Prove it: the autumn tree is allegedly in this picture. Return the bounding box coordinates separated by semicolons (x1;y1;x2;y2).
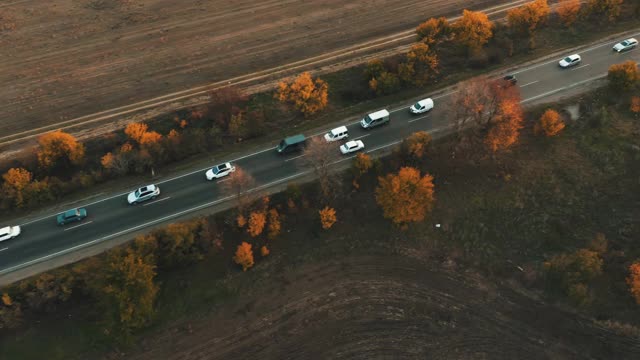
0;293;22;330
630;96;640;116
224;166;256;210
627;262;640;305
556;0;582;27
453;10;494;51
234;242;254;271
586;0;624;22
544;248;603;305
364;59;386;81
452;76;522;152
506;0;550;35
398;43;439;86
37;130;85;170
267;208;281;240
535;109;565;137
1;167;32;208
369;71;401;96
277;72;328;117
607;61;640;92
207;87;248;129
247;210;267;237
319;206;337;229
400;131;432;161
155;219;211;268
260;246;270;257
352;152;373;189
375;167;435;226
416;17;451;45
16;270;76;312
303;136;339;200
100;247;159;334
485;99;524;153
125;122;162;146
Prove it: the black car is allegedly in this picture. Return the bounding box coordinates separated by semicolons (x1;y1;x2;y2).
503;74;517;86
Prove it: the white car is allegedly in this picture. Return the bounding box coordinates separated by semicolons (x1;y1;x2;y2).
613;38;638;53
559;54;581;68
324;126;349;142
0;226;20;242
127;184;160;204
205;162;236;180
340;140;365;155
409;98;434;114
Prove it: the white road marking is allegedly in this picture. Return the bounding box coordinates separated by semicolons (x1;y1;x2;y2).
0;248;8;252
409;114;431;123
519;81;539;88
285;154;306;162
571;63;591;71
521;73;607;103
353;134;370;140
142;197;171;206
63;221;93;231
216;178;230;183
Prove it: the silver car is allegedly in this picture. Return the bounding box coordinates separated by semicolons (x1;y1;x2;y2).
127;184;160;204
613;38;638;53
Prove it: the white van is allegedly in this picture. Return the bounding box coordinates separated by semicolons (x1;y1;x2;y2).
324;126;349;142
409;98;434;114
360;109;390;129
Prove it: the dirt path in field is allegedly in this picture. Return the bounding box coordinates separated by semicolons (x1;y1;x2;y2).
0;0;510;145
119;256;640;360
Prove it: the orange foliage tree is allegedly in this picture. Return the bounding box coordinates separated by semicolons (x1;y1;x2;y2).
352;152;373;189
267;208;281;240
276;72;328;117
398;43;439;86
233;242;254;271
416;17;450;45
375;167;435;226
556;0;582;27
319;206;337;230
368;71;401;96
453;10;494;51
586;0;623;22
37;130;85;170
101;247;159;332
631;96;640;116
260;245;270;257
485;99;524;153
247;210;267;237
536;109;565;137
1;167;32;207
627;262;640;305
506;0;550;35
0;292;22;330
401;131;432;160
125;122;162;146
607;61;640;91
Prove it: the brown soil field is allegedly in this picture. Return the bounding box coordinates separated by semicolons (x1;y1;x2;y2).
118;256;640;360
0;0;511;145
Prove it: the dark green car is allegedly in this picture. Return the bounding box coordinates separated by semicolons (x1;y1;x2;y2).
57;208;87;226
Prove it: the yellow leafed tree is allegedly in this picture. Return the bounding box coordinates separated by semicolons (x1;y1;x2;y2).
276;72;328;117
234;242;254;271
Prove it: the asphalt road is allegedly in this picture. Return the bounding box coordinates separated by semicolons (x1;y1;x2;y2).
1;33;639;278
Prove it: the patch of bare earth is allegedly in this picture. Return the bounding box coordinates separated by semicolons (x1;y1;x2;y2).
0;0;506;139
117;256;640;360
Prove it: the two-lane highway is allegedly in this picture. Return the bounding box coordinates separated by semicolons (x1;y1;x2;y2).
1;32;639;279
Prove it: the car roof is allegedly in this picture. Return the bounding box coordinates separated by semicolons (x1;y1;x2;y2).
345;140;359;146
216;162;230;168
417;98;433;106
284;134;306;144
625;38;637;43
64;209;78;217
567;54;580;59
330;126;347;134
140;184;156;191
0;226;10;235
368;109;389;118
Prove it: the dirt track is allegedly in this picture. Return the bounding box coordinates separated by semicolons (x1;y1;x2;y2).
0;0;509;143
121;256;640;360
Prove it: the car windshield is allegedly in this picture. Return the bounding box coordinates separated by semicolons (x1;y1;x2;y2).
622;41;629;46
414;102;421;108
363;115;373;124
213;166;221;174
563;57;572;62
135;189;141;197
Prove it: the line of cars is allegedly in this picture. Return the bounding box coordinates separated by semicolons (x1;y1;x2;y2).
558;37;637;69
8;37;635;241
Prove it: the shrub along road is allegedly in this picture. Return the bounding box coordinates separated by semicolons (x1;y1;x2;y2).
1;31;639;283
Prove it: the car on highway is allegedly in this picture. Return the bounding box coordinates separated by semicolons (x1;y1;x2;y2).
324;126;349;142
409;98;434;114
559;54;581;68
127;184;161;204
0;225;20;242
340;140;365;155
613;38;638;52
206;162;236;180
503;74;517;86
57;208;87;226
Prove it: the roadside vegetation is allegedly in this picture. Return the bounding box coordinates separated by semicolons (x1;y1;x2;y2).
1;0;639;215
2;55;640;356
